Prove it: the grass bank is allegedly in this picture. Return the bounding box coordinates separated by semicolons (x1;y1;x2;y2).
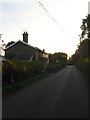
2;72;48;99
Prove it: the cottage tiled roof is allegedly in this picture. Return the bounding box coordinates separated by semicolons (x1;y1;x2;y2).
4;40;48;54
4;40;35;50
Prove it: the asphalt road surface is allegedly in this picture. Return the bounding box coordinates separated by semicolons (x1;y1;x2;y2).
2;65;88;118
0;62;2;120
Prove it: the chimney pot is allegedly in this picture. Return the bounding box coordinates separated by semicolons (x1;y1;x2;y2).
23;31;28;43
43;49;45;52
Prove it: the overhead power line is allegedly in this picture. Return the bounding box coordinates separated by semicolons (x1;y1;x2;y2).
36;0;65;32
4;3;22;32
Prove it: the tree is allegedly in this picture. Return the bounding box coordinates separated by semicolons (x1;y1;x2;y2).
6;41;15;48
69;15;89;64
49;52;67;65
80;14;90;40
79;15;89;58
0;36;5;56
47;52;68;72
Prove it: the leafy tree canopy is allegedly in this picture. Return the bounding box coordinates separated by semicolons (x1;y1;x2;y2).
80;14;90;40
6;41;15;48
69;14;89;64
50;52;68;64
0;39;5;55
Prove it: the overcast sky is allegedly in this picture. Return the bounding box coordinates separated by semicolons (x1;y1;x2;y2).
0;0;89;57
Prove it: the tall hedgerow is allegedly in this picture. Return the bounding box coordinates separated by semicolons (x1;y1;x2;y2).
2;60;44;85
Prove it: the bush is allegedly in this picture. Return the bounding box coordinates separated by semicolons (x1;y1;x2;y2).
47;60;67;73
2;60;44;86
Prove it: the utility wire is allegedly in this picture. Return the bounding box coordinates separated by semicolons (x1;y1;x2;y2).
4;3;23;32
36;0;74;45
36;0;65;32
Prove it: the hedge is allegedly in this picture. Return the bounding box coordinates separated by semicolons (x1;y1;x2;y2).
76;57;88;81
2;60;44;86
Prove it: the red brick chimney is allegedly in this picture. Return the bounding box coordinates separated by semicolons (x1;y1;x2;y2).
23;32;28;43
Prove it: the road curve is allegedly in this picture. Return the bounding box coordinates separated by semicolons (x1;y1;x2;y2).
2;65;88;118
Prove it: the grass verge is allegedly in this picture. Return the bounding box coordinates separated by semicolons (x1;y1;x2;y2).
2;73;48;99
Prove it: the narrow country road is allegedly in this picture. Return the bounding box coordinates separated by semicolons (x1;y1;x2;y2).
2;65;88;118
0;62;2;120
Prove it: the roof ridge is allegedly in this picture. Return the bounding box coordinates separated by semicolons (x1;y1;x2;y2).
4;40;48;54
4;40;36;50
